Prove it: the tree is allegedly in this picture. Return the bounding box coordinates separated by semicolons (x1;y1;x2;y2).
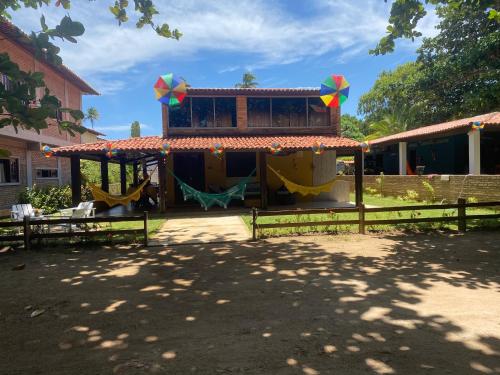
235;72;258;88
0;1;181;135
340;114;366;142
84;107;99;128
131;121;141;138
372;0;498;55
366;113;408;140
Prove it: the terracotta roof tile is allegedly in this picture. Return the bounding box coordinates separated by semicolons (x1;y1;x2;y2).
53;135;360;156
187;88;320;96
371;112;500;145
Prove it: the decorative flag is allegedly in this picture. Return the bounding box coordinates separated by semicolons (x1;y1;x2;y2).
160;143;171;156
312;141;325;155
269;142;283;155
41;145;53;158
154;73;187;107
471;121;484;131
210;143;224;159
320;75;350;108
103;142;119;158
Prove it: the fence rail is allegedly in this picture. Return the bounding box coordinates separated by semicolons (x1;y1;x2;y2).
0;212;149;249
251;199;500;240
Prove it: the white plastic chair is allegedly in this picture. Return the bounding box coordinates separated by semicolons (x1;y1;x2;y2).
59;201;95;218
11;204;36;221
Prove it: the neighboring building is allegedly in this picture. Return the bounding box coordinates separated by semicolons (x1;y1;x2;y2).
0;20;97;210
81;128;106;144
366;112;500;175
54;88;363;211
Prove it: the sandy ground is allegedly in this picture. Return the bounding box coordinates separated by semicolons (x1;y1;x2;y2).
0;232;499;375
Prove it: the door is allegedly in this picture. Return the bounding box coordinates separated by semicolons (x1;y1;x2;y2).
173;153;205;204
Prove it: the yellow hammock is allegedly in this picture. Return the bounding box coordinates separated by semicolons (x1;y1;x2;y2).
89;178;150;207
268;165;338;196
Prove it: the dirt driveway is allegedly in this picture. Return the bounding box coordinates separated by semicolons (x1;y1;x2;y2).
1;232;499;374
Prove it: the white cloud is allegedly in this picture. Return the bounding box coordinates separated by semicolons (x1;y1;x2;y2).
96;123;151;132
10;0;439;90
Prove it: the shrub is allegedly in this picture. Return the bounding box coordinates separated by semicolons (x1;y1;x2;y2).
398;190;419;201
18;185;92;214
375;172;385;196
466;196;479;204
421;180;436;202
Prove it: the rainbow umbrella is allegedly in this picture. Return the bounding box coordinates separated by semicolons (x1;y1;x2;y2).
154;73;187;107
320;75;349;107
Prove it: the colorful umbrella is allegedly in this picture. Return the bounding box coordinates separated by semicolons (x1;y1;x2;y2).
41;145;53;158
210;143;224;159
471;121;484;132
269;142;283;155
103;142;119;158
160;142;171;156
320;75;350;108
360;141;371;153
154;73;187;107
312;141;325;155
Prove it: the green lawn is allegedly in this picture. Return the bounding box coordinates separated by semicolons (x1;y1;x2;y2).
242;194;500;238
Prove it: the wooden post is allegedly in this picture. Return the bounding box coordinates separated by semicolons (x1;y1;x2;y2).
354;149;363;207
158;157;167;213
259;151;268;209
143;211;149;246
70;155;81;206
120;159;127;195
23;216;31;251
252;207;257;241
359;203;365;234
133;162;139;186
100;156;109;193
458;198;467;232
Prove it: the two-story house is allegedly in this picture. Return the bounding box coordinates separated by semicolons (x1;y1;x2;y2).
54;88;363;212
0;20;98;211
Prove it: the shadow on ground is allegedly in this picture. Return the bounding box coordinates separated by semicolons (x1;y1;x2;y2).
0;231;499;374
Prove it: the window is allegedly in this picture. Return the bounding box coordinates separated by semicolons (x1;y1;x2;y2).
272;98;307;127
226;152;256;177
169;99;192;127
215;98;236;127
308;97;330;127
248;98;271;127
36;168;59;179
192;98;214;128
0;158;20;184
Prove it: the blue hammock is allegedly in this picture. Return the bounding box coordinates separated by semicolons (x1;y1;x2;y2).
168;168;256;210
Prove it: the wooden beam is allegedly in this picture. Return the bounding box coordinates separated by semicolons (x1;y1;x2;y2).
120;159;127;195
100;156;109;193
354;149;363;207
158;157;167;213
70;155;81;206
259;151;268;209
133;162;139;186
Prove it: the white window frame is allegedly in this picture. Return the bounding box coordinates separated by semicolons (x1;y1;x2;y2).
0;157;21;186
35;167;59;180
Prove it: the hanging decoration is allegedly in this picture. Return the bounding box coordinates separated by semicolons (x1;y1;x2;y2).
360;141;371;153
269;142;283;155
103;142;119;158
312;141;325;155
160;142;171;156
153;73;187;107
320;74;350;108
41;145;53;158
210;143;224;159
471;121;484;132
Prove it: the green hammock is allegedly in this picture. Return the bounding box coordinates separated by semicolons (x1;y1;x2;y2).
168;168;256;210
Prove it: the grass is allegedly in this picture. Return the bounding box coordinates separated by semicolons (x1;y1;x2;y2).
242;193;500;238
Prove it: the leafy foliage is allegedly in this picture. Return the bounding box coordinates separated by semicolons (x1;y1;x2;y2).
372;0;499;55
340;114;367;141
18;184;92;213
131;120;141;137
366;113;408;140
81;160;132;185
85;107;99;128
235;72;258;88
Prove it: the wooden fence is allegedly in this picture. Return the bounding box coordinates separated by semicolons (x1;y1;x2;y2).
0;212;149;250
251;199;500;240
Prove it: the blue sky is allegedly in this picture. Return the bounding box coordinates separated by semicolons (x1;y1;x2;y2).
12;1;438;139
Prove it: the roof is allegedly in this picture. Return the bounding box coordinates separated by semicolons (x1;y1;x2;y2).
371;112;500;146
0;19;98;95
53;135;360;156
82;126;105;136
186;87;320;97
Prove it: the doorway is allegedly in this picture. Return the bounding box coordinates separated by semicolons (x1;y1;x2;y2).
173;153;206;204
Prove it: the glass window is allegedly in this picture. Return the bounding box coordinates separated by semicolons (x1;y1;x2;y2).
308;97;330;127
0;158;19;184
169;99;191;128
226;152;257;177
272;98;307;127
215;98;237;128
36;168;59;179
247;98;271;127
192;97;214;128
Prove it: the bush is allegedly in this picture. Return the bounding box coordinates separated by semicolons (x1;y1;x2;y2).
398;190;419;201
18;185;92;214
421;180;436;202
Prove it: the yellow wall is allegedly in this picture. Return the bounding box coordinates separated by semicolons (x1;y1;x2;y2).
165;150;315;206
